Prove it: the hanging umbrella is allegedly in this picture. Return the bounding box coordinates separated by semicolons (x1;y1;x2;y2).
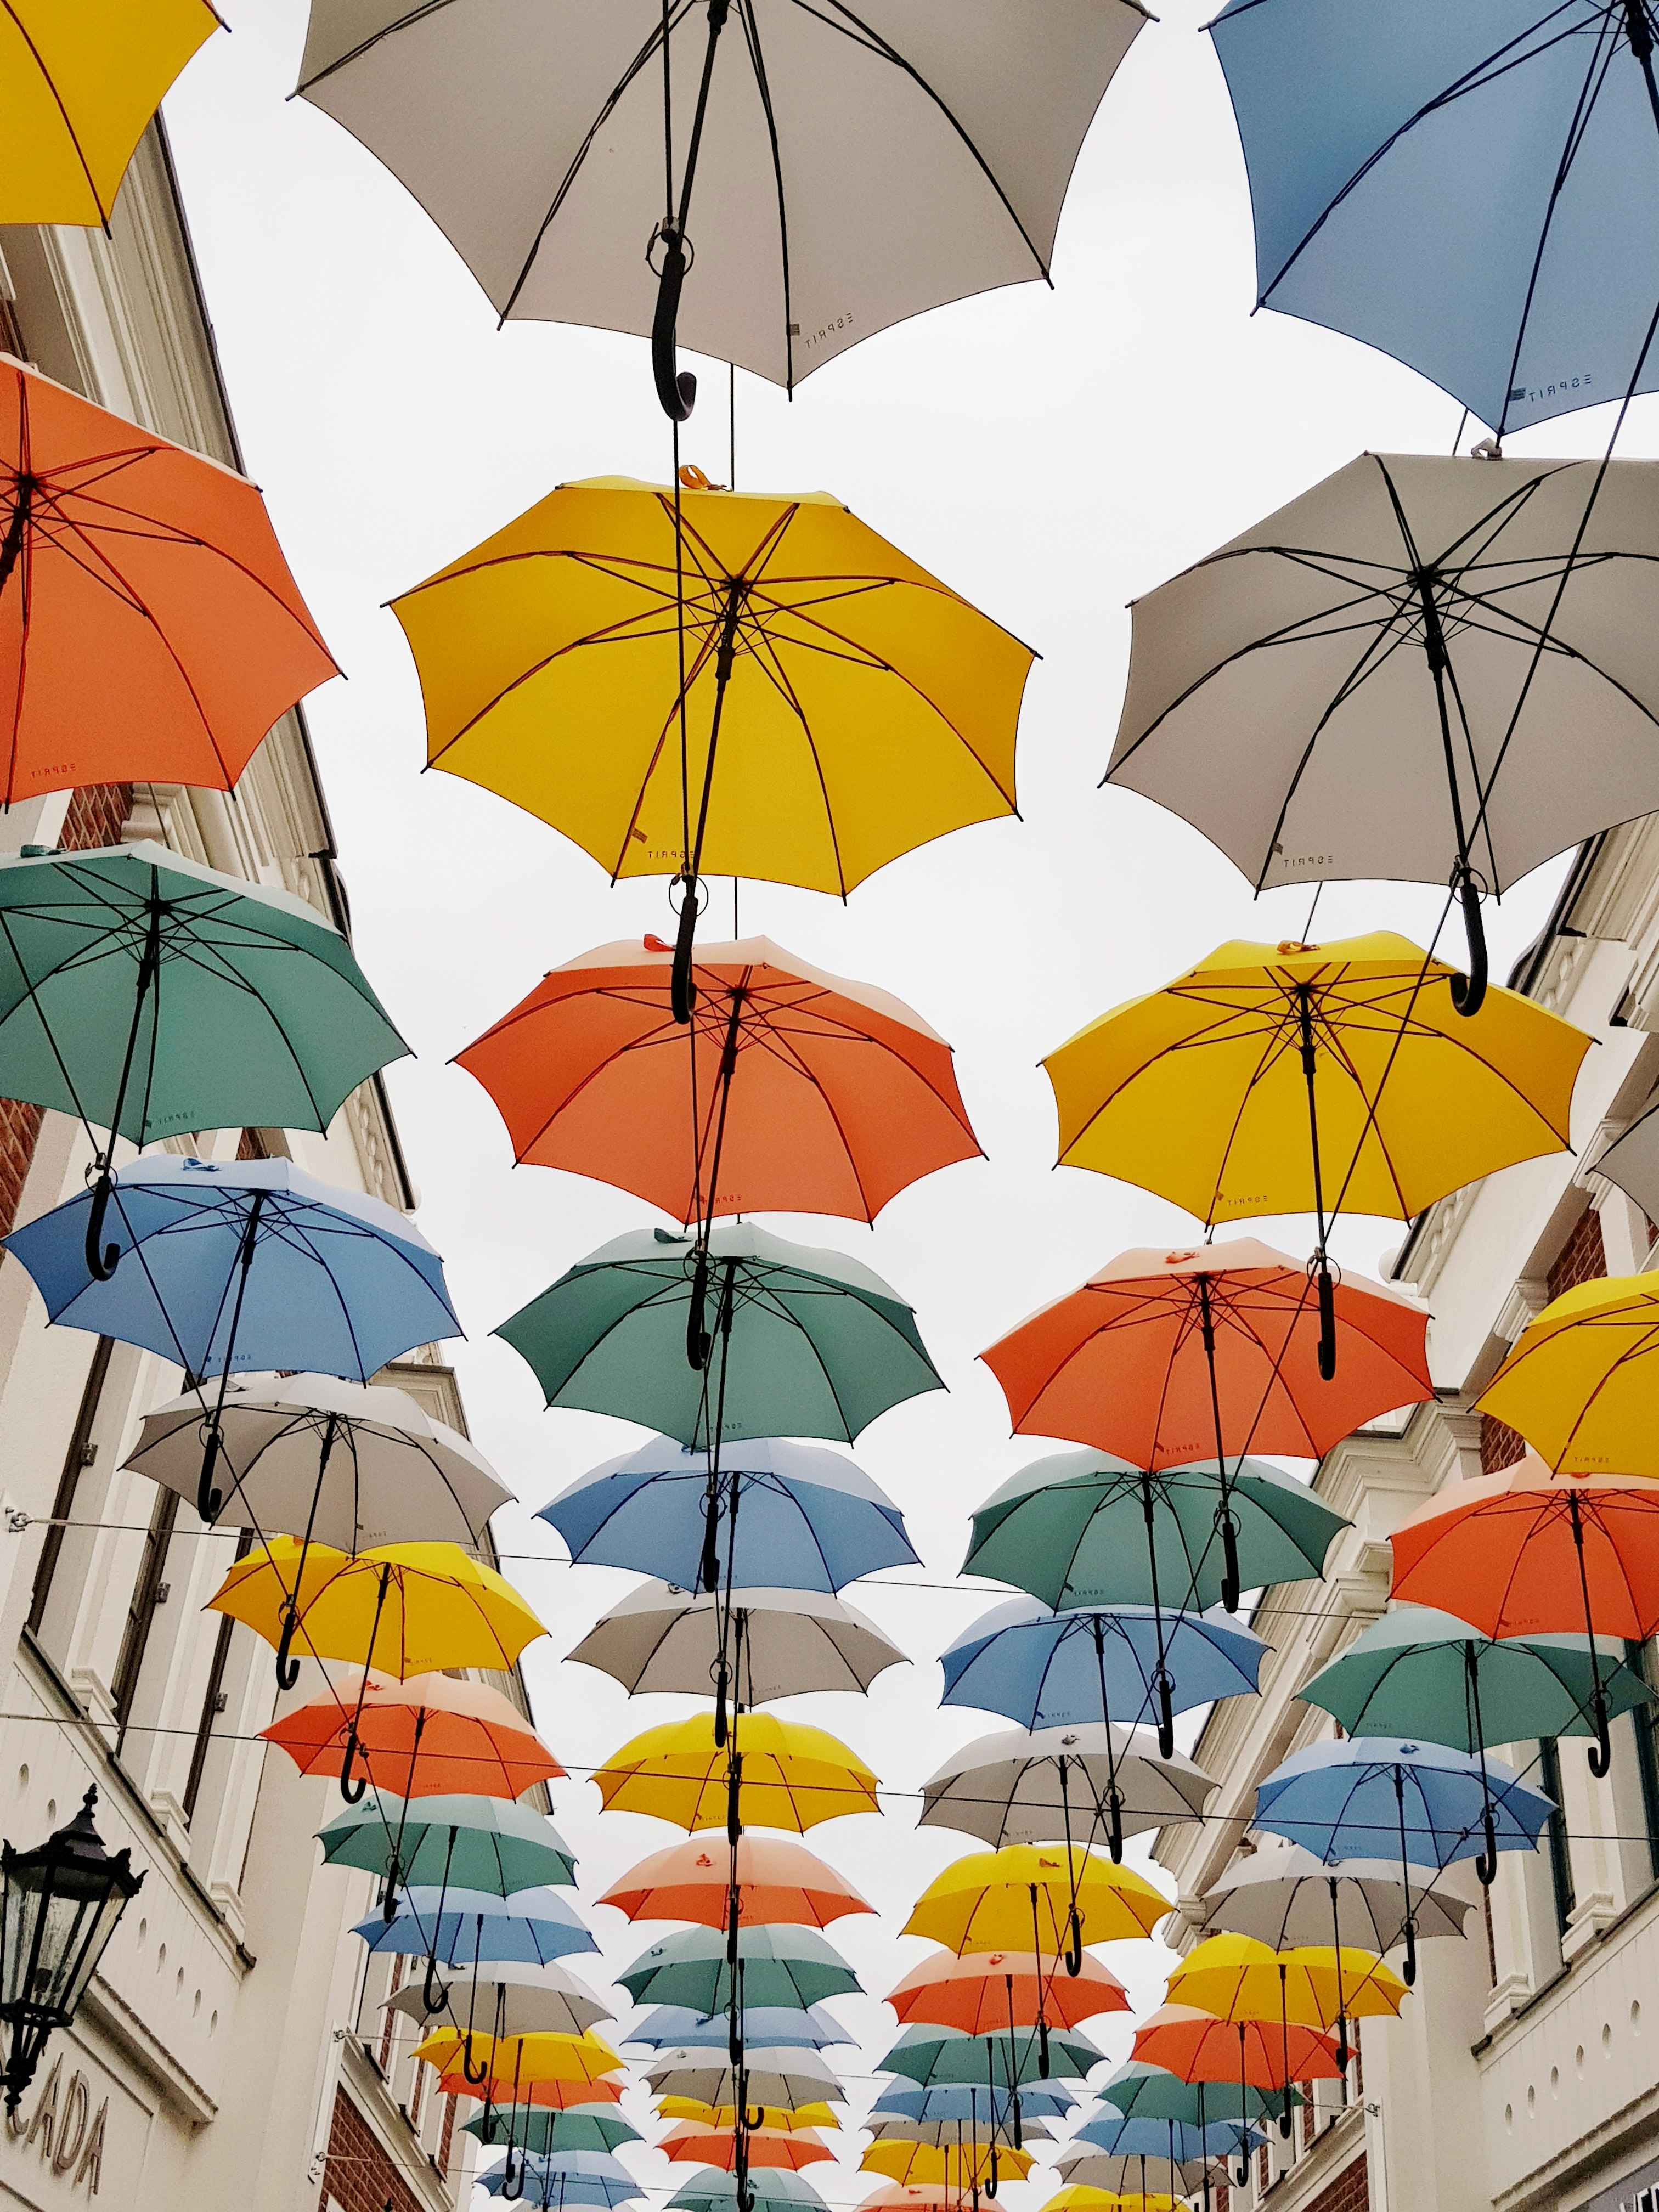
1061;2149;1200;2198
457;935;980;1222
354;1887;597;1974
877;2023;1107;2090
1206;3;1659;439
1096;2061;1301;2130
419;2026;623;2081
464;2107;642;2156
887;1950;1128;2034
618;1926;860;2013
901;1846;1168;1956
1199;1837;1472;1953
977;1243;1424;1590
1477;1272;1659;1474
4;1155;460;1521
0;358;334;803
319;1792;575;1920
860;2142;1032;2187
592;1712;878;1833
599;1835;873;1929
663;2125;832;2174
1390;1457;1659;1774
919;1723;1214;1859
571;1582;905;1703
476;2159;640;2208
645;2048;842;2109
497;1222;941;1431
659;2103;839;2134
1041;933;1588;1372
1071;2111;1265;2193
261;1668;560;1803
868;2085;1073;2128
387;1961;613;2039
939;1596;1267;1761
1131;2004;1340;2180
669;2170;825;2212
625;2004;849;2052
297;8;1145;414
1301;1602;1651;1877
0;847;404;1279
1105;454;1659;1005
393;476;1030;1006
853;2188;955;2212
1590;1102;1659;1226
1252;1737;1554;1983
541;1437;916;1595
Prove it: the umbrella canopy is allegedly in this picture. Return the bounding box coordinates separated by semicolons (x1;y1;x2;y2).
661;2125;832;2173
644;2048;842;2109
391;476;1030;929
462;2107;641;2155
5;1155;458;1385
979;1240;1429;1468
1046;2191;1173;2212
868;2085;1073;2126
416;2027;623;2084
541;1437;916;1594
919;1723;1214;1854
0;846;400;1158
1592;1103;1659;1227
940;1598;1267;1735
1300;1605;1652;1750
388;1962;612;2039
1131;2005;1341;2089
353;1886;597;1967
659;2104;839;2135
1165;1936;1407;2032
571;1582;906;1703
618;1926;860;2013
599;1835;872;1930
497;1223;941;1446
886;1950;1128;2033
668;2170;824;2212
294;0;1144;393
209;1539;546;1677
861;2142;1032;2187
456;935;980;1224
1206;4;1659;437
624;2004;848;2052
902;1846;1169;1954
1096;2061;1301;2129
591;1711;879;1831
0;359;335;799
125;1372;506;1548
854;2188;956;2212
1198;1838;1473;1953
319;1792;575;1894
1073;2111;1264;2181
476;2162;639;2208
1477;1274;1659;1474
878;2023;1107;2090
961;1449;1348;1613
261;1669;560;1800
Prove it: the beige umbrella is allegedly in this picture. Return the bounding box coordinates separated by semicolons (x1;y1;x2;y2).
919;1723;1215;1851
644;2047;843;2109
568;1582;906;1701
386;1961;615;2039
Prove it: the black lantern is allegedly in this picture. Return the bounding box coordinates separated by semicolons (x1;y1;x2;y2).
0;1788;143;2108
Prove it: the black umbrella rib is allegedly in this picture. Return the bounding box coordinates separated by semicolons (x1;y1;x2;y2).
295;0;462;91
735;0;797;389
154;937;335;1128
0;2;106;218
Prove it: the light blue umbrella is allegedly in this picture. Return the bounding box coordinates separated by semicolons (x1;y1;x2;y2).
478;2151;642;2209
940;1595;1267;1737
539;1436;917;1595
4;1155;460;1517
1252;1736;1555;1982
352;1885;597;1984
868;2084;1075;2125
622;2003;851;2052
668;2171;825;2212
1208;0;1659;439
1075;2107;1263;2164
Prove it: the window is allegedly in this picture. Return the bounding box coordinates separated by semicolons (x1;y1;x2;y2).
1538;1737;1576;1935
28;1338;112;1634
1628;1641;1659;1884
112;1485;179;1747
183;1531;253;1822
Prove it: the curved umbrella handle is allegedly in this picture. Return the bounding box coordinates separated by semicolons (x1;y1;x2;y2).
1156;1671;1175;1763
687;1242;713;1373
1036;2018;1049;2079
714;1658;729;1749
652;236;698;425
1590;1694;1613;1779
1336;2013;1350;2073
1402;1911;1418;1988
1064;1908;1084;1978
672;868;701;1024
83;1169;120;1283
1011;2093;1022;2152
1316;1256;1338;1383
987;2148;998;2200
1475;1799;1498;1888
1219;1511;1241;1617
338;1728;368;1805
421;1950;449;2016
198;1421;225;1523
1449;872;1488;1018
1107;1789;1124;1867
462;2031;489;2087
275;1605;302;1694
502;2151;525;2203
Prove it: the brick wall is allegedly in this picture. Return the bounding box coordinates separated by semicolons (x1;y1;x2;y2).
1302;2151;1369;2212
1548;1204;1607;1300
316;2085;427;2212
0;781;132;1237
1481;1412;1527;1474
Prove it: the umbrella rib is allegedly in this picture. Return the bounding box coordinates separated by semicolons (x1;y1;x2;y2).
0;1;110;219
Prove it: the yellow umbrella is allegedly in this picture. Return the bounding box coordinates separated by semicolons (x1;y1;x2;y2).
592;1710;879;1832
1043;931;1588;1375
1043;2194;1172;2212
1166;1934;1407;2030
1477;1274;1659;1476
862;2142;1033;2187
414;2028;624;2084
207;1538;546;1677
1;0;219;227
392;473;1031;1009
658;2101;840;2134
902;1846;1169;1956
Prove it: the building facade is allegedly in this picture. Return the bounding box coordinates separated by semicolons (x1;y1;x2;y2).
1156;823;1659;2212
0;131;504;2212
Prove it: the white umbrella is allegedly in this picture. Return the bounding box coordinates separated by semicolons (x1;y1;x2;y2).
1107;452;1659;1010
1592;1102;1659;1229
567;1582;906;1700
1199;1836;1474;1950
1058;2148;1210;2193
643;2045;843;2108
384;1960;615;2038
919;1722;1215;1853
295;0;1148;416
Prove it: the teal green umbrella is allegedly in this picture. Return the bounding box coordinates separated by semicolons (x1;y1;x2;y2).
1098;2059;1301;2129
317;1791;577;1900
0;843;406;1276
669;2172;823;2212
495;1223;943;1445
964;1451;1348;1612
878;2024;1106;2089
618;1925;860;2013
464;2109;642;2155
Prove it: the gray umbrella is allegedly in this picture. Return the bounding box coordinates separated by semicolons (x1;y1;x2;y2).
1592;1103;1659;1230
1058;2148;1212;2194
1200;1837;1474;1952
643;2046;842;2108
385;1960;614;2038
919;1722;1215;1850
296;1;1148;419
1105;452;1659;1011
568;1581;906;1701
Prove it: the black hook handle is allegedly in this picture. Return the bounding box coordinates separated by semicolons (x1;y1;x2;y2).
1064;1908;1084;1977
1402;1912;1418;1988
1316;1256;1338;1382
687;1243;712;1373
1336;2015;1350;2073
421;1950;449;2015
338;1728;368;1805
1450;871;1488;1018
1037;2018;1049;2078
1156;1671;1175;1762
83;1168;119;1282
1590;1704;1613;1779
197;1420;224;1524
462;2031;489;2087
1475;1800;1498;1888
502;2151;525;2203
1220;1510;1241;1616
1011;2094;1022;2152
672;870;701;1024
652;235;698;423
1107;1788;1124;1866
275;1604;302;1694
987;2149;998;2200
714;1660;729;1749
726;1752;743;1848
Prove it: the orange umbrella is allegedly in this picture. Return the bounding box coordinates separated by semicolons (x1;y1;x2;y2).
980;1239;1431;1469
435;2071;624;2108
597;1835;874;1929
260;1668;562;1800
1131;2003;1342;2087
885;1949;1127;2033
1390;1453;1659;1774
0;356;337;803
660;2124;833;2171
856;2186;957;2212
455;935;980;1230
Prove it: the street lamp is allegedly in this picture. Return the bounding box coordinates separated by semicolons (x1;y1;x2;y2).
0;1788;144;2109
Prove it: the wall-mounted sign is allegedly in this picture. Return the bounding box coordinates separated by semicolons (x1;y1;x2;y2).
1579;2151;1659;2212
3;2034;151;2206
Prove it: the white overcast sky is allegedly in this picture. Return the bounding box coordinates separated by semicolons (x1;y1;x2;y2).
160;6;1654;2202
